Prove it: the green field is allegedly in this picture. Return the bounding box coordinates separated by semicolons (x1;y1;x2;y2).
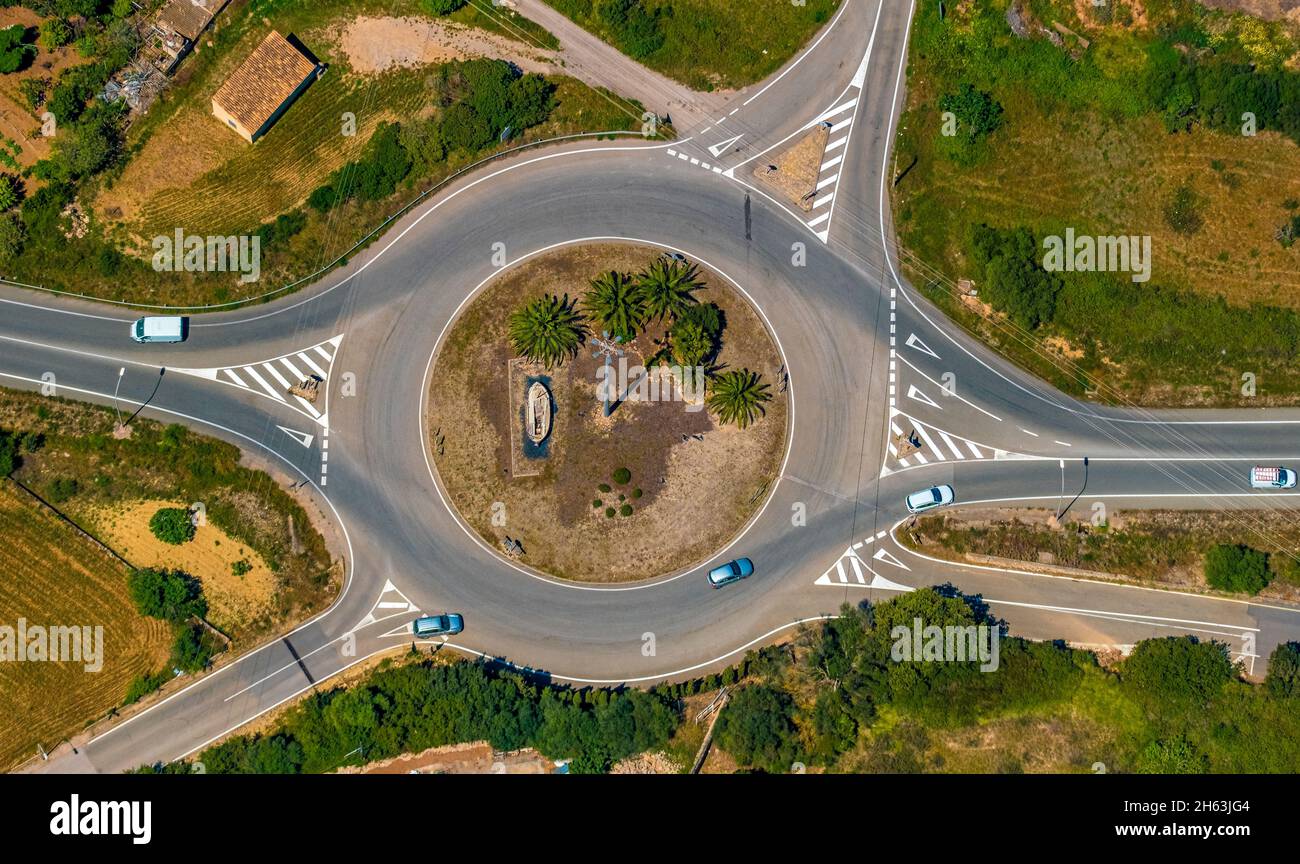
891;0;1300;406
543;0;841;90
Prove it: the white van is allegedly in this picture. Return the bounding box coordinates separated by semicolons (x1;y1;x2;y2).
1250;466;1296;489
130;316;187;344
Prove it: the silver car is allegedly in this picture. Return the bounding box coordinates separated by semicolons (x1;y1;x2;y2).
905;484;955;514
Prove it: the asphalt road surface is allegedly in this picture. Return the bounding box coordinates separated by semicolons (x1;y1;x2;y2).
8;0;1300;773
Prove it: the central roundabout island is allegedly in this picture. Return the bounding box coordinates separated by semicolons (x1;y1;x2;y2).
426;243;789;583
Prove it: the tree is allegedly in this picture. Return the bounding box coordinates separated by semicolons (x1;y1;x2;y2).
1265;642;1300;699
1203;543;1271;594
149;506;195;545
0;25;34;74
507;293;586;367
128;568;207;623
1122;636;1233;707
0;174;17;212
706;368;772;429
713;685;801;773
968;224;1061;330
636;259;702;322
583;271;645;341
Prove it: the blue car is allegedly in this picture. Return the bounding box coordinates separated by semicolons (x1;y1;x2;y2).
708;557;754;588
412;613;463;637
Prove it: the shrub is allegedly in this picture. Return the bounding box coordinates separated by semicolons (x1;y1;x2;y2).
619;504;633;517
1265;642;1300;699
592;498;602;508
604;507;615;518
45;477;77;503
1122;636;1233;706
598;483;611;493
599;0;665;59
127;568;207;623
0;212;25;264
124;670;168;705
423;0;467;13
1204;543;1270;594
149;506;195;545
39;18;73;51
232;559;252;578
632;488;642;498
306;184;336;213
0;25;33;74
1135;734;1208;774
612;467;631;484
1163;182;1204;236
169;622;214;672
967;224;1061;330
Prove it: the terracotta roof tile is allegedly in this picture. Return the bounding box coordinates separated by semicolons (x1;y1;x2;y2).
213;31;318;135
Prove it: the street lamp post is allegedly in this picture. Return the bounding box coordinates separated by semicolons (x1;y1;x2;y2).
112;367;125;430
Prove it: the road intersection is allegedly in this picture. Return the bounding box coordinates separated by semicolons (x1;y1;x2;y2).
7;0;1300;773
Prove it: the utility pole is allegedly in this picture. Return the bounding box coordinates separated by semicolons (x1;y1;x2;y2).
591;331;624;417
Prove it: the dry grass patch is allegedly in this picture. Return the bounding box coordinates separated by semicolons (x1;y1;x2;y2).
86;499;277;635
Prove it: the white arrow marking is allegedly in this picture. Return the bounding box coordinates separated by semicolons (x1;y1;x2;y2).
708;134;744;157
872;547;911;571
905;333;939;359
907;385;940;409
277;425;315;448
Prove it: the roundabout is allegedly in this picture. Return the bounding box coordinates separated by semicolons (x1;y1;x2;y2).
423;241;790;583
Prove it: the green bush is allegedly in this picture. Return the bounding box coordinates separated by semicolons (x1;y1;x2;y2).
169;622;214;673
45;476;77;503
148;506;195;545
123;670;168;705
1265;642;1300;699
1204;543;1271;594
967;224;1061;330
1122;636;1233;706
0;25;33;74
599;0;665;60
128;567;207;623
604;507;615;518
422;0;466;13
619;503;633;517
612;467;631;484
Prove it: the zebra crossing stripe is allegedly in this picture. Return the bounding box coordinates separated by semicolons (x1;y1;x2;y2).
296;352;328;378
938;430;966;460
279;357;308;383
261;362;292;390
241;366;286;402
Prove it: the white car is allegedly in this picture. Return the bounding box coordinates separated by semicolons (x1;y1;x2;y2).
906;484;955;514
1250;466;1297;489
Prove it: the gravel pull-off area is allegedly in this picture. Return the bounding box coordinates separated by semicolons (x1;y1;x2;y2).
336;15;557;75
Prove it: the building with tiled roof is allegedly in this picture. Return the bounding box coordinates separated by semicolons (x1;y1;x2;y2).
211;31;322;143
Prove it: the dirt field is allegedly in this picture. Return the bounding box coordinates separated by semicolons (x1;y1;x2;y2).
345;741;559;774
1196;0;1300;22
86;499;277;635
0;7;82;174
426;243;788;582
334;15;555;75
0;480;172;772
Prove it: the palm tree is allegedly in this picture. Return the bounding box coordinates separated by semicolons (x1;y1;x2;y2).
637;259;703;322
508;293;586;367
706;368;772;429
583;271;647;342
